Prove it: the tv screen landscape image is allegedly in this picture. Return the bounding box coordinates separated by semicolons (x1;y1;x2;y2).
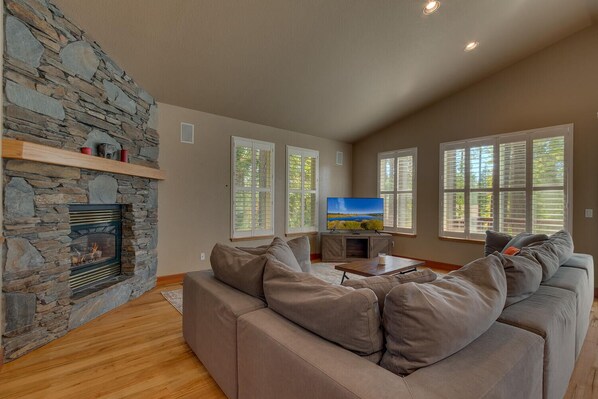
327;197;384;231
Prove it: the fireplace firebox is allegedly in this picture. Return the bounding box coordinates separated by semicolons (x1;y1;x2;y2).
69;204;123;293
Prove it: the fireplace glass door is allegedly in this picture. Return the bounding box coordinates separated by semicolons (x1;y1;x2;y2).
69;205;122;293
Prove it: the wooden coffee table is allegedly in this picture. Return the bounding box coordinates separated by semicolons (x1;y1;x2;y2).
335;256;425;284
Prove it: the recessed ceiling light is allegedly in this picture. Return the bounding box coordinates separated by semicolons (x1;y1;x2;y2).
423;1;440;15
464;41;480;52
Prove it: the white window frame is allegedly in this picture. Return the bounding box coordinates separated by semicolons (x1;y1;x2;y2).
231;136;275;239
377;148;417;235
439;124;573;240
286;146;319;234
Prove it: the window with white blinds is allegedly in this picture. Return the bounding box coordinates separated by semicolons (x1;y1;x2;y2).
378;148;417;234
286;146;319;234
439;124;573;240
231;137;275;239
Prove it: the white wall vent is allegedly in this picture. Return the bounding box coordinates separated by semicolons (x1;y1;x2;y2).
181;122;195;144
336;151;343;166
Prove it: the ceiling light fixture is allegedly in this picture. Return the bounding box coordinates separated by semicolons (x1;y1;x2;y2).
423;1;440;15
464;41;480;52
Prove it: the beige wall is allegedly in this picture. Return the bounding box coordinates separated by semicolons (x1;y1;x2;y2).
157;103;352;276
353;26;598;277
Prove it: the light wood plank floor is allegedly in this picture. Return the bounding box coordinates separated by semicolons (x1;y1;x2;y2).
1;282;596;398
565;300;598;399
0;282;225;399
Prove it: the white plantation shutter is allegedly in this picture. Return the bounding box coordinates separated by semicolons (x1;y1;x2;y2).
232;137;275;238
441;146;465;236
440;124;572;239
532;135;567;234
468;142;494;237
286;146;319;234
499;139;527;234
378;148;417;234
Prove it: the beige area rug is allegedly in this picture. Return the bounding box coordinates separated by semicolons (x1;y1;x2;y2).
161;289;183;314
310;262;365;284
161;263;355;314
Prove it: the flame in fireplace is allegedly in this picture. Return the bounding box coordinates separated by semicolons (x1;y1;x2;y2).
71;242;104;266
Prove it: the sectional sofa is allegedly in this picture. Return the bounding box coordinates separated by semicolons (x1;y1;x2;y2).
183;238;593;399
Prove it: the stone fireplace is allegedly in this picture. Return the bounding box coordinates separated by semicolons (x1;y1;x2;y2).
2;0;161;361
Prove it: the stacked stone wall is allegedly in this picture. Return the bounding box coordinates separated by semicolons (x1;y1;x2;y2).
2;0;160;361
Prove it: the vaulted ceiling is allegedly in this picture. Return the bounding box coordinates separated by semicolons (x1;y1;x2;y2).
54;0;598;142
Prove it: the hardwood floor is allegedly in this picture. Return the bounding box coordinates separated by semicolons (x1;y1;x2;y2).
0;282;596;398
0;282;225;399
564;300;598;399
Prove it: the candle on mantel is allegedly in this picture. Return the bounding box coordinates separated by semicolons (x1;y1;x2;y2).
120;149;129;163
80;147;92;155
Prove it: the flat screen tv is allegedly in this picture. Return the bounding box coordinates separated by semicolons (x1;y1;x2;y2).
327;197;384;231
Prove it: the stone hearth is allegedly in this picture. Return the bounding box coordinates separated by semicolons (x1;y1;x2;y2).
2;0;160;361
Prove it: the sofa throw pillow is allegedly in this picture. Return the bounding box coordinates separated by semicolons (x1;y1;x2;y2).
520;230;574;281
501;232;548;253
484;230;512;256
493;252;542;307
236;245;268;256
266;237;302;272
286;235;312;273
503;246;521;256
545;230;574;264
381;254;507;376
263;258;384;359
342;269;437;313
210;243;269;299
237;237;308;272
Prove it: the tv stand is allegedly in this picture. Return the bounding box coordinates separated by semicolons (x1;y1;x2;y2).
321;232;393;262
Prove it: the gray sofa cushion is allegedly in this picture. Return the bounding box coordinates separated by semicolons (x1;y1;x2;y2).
210;243;269;299
286;235;311;273
494;252;542;307
485;230;512;256
502;232;549;253
404;322;544;399
236;245;268;255
341;269;437;313
561;253;594;305
562;253;594;277
238;236;309;272
263;258;384;358
381;255;507;376
266;237;302;271
521;230;574;281
547;230;574;263
542;266;592;358
498;285;576;399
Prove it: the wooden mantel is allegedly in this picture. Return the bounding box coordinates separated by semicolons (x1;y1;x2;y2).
2;138;166;180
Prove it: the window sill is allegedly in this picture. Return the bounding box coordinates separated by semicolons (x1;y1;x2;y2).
382;231;416;238
439;236;484;245
285;231;318;237
230;235;274;242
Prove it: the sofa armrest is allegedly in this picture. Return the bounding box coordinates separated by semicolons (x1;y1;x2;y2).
237;308;412;399
562;253;594;292
183;270;266;399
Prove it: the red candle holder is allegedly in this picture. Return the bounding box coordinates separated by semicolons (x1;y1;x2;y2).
80;147;92;155
120;149;129;163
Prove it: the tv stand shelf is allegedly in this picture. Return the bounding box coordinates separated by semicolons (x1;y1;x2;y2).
321;232;393;262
